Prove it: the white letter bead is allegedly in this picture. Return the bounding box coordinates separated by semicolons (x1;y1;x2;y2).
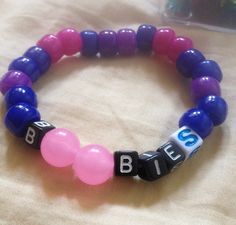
169;126;203;159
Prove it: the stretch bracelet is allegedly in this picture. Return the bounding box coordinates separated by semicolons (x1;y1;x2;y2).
0;25;228;186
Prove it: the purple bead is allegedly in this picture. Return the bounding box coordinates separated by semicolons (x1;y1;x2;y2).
0;70;32;95
117;28;136;56
98;30;118;57
191;76;221;103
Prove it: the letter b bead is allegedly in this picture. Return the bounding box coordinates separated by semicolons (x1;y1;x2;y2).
114;151;138;176
24;120;55;149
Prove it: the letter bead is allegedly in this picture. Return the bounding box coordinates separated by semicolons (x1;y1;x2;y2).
24;120;55;149
114;151;138;176
138;151;169;181
157;141;186;171
169;126;203;159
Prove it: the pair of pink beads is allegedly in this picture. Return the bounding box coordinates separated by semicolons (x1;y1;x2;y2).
41;128;114;185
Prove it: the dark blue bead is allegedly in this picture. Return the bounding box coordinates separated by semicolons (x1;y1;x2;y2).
136;24;157;53
197;95;228;126
4;103;41;137
80;30;99;57
179;108;213;139
24;46;51;74
8;56;40;82
192;60;223;82
4;86;37;109
176;49;205;77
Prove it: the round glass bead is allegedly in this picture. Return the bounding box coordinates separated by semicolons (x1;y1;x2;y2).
0;70;32;95
176;49;205;77
191;60;223;82
41;128;80;168
198;95;228;126
4;86;37;109
117;28;136;56
80;30;99;57
37;34;63;63
73;144;114;185
4;103;40;137
168;36;193;62
24;46;51;74
98;30;118;57
179;108;213;139
191;76;221;103
152;28;176;55
57;28;82;56
8;57;40;82
136;24;156;53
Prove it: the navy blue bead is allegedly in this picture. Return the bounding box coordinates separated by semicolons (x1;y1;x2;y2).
24;46;51;74
136;24;157;53
198;95;228;126
4;86;37;109
192;60;223;82
176;49;205;77
8;56;40;82
179;108;213;139
4;103;41;137
80;30;99;57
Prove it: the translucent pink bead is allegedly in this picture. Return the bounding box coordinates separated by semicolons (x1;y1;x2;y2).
152;28;176;55
73;144;114;185
37;34;63;63
167;36;193;62
57;28;82;56
41;128;80;167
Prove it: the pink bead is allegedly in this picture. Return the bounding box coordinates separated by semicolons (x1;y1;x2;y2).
167;36;193;62
152;28;176;55
73;144;114;185
37;34;63;63
57;28;82;56
40;128;80;167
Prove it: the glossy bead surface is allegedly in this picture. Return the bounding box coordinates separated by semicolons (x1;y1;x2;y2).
152;28;176;55
117;28;136;55
4;86;37;109
138;151;169;181
24;46;51;74
0;70;32;95
191;76;221;102
176;49;205;77
98;30;118;57
198;95;228;126
192;60;223;82
170;126;203;159
114;151;138;176
25;120;55;149
4;103;40;137
168;36;193;62
37;34;63;63
73;144;114;185
179;108;213;139
41;128;80;167
57;28;82;56
8;57;40;82
80;30;99;57
136;24;157;53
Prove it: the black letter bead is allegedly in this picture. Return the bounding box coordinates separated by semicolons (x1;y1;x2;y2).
114;151;138;176
138;151;169;181
157;141;186;172
24;120;55;149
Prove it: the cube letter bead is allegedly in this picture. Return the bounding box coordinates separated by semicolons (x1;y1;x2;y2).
169;126;203;159
138;151;169;181
24;120;55;149
114;151;138;176
157;141;185;172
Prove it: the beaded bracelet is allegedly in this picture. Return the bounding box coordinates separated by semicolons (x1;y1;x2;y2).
0;24;228;186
